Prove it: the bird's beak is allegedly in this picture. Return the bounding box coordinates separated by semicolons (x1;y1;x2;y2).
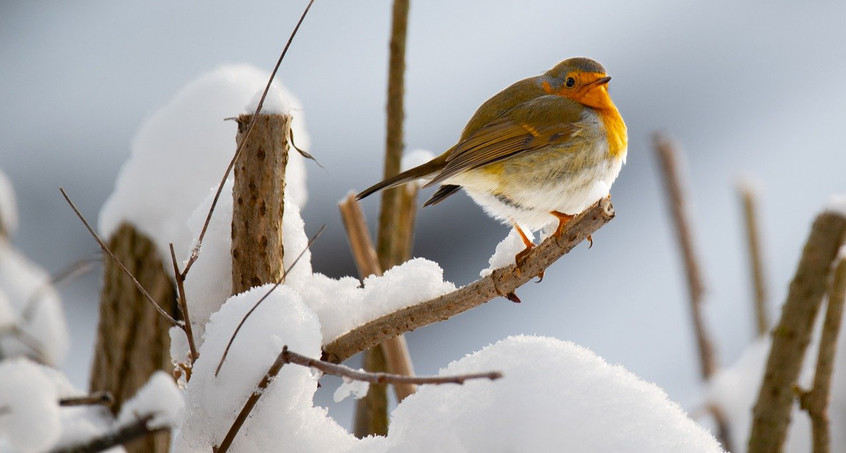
593;76;612;85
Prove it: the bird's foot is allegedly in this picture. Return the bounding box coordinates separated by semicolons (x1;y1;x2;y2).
551;211;575;238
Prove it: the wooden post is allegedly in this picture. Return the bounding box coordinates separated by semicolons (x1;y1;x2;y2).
230;113;291;295
90;223;177;453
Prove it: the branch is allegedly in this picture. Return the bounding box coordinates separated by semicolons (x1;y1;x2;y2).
799;257;846;453
50;415;168;453
738;179;770;336
323;196;615;364
285;346;501;385
216;344;500;453
59;187;179;327
652;133;718;379
169;243;199;364
748;210;846;453
59;391;113;408
181;0;315;280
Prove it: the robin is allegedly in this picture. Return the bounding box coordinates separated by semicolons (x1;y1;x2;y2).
357;57;627;264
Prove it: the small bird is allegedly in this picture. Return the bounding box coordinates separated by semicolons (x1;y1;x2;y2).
358;57;627;263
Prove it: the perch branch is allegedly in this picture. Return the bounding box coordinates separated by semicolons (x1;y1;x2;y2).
739;179;769;335
181;0;315;279
340;194;417;401
323;196;615;364
799;257;846;453
59;187;179;327
50;415;168;453
748;210;846;453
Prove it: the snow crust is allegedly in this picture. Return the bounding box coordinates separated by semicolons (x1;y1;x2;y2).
480;227;534;277
0;358;61;452
98;65;309;266
827;194;846;217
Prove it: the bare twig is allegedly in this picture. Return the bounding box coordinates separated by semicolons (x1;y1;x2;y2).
323;196;615;364
739;179;769;336
286;346;501;385
181;0;315;280
59;391;114;408
653;133;717;379
169;243;198;364
0;324;48;364
216;344;500;453
339;194;417;401
59;188;179;327
50;415;168;453
748;211;846;453
214;226;326;378
23;254;100;322
799;257;846;453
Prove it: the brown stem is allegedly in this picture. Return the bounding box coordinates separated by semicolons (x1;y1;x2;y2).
748;211;846;453
169;243;198;365
181;0;315;280
339;195;417;401
799;257;846;453
59;391;113;408
323;196;615;364
652;133;718;379
739;180;770;336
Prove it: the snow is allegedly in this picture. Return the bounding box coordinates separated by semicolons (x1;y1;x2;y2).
827;194;846;218
0;240;69;366
0;358;61;452
333;376;370;403
355;336;724;453
0;169;17;237
400;149;435;176
176;284;354;452
118;371;184;429
245;84;291;115
98;65;309;267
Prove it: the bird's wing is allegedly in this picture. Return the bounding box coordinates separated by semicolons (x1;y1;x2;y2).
424;95;585;187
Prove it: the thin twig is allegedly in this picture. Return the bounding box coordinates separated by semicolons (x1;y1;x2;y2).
323;196;615;364
653;133;717;379
50;415;168;453
170;243;198;364
23;254;100;322
799;257;846;453
216;344;500;453
748;211;846;453
285;346;501;385
59;391;114;408
59;188;179;327
214;226;326;378
739;179;769;336
181;0;316;280
0;325;48;364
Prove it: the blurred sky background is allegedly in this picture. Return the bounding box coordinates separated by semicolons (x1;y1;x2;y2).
2;0;845;430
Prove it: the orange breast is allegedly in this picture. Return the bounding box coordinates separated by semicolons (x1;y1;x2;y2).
598;107;627;160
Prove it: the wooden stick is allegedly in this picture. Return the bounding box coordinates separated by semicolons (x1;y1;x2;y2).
748;211;846;453
652;134;717;379
339;195;417;401
739;179;769;336
799;257;846;453
50;415;168;453
323;196;615;364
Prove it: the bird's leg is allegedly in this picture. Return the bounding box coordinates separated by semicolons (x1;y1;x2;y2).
513;223;545;283
551;211;592;247
513;223;534;266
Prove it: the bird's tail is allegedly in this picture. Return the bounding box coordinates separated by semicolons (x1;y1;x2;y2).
356;155;446;200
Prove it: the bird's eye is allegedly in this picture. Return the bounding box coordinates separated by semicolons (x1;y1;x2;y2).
565;77;576;88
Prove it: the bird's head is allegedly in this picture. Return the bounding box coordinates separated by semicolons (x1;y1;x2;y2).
542;57;615;110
